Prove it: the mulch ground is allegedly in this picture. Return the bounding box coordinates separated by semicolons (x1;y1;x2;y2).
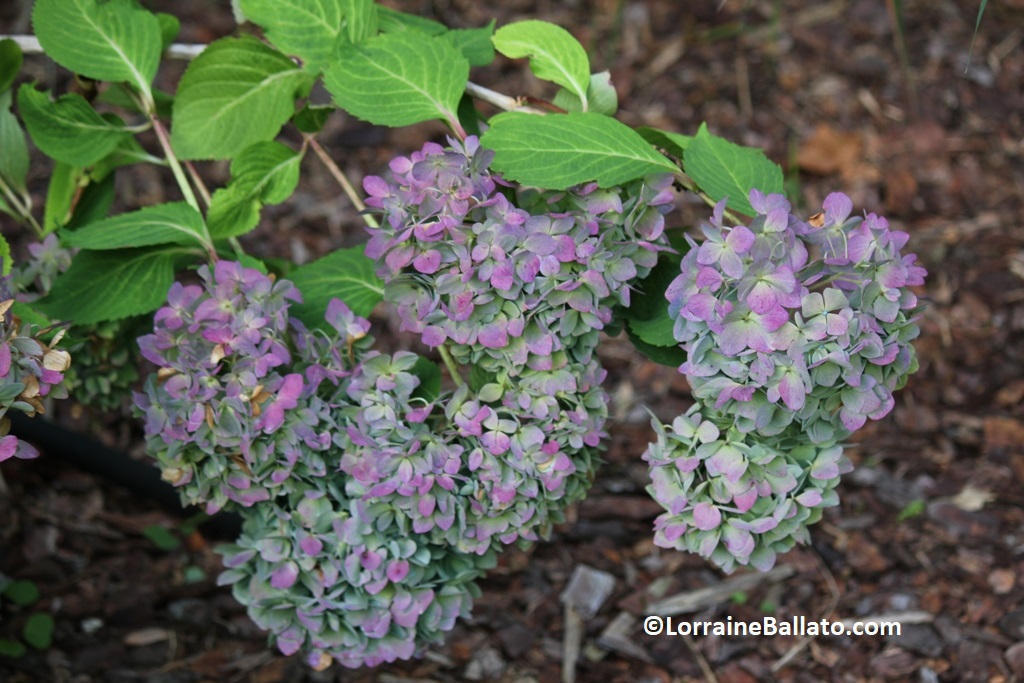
2;1;1024;681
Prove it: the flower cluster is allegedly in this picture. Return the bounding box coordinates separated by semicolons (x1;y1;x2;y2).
134;261;367;512
0;297;72;463
336;355;606;555
643;404;852;573
363;136;674;373
218;487;495;670
667;191;926;444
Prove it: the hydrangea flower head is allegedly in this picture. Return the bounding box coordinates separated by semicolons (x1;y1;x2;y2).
667;191;926;443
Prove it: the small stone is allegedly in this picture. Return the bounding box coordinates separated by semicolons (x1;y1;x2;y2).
990;569;1016;595
870;649;916;679
497;622;536;658
463;645;506;681
999;608;1024;641
1005;642;1024;677
886;624;942;658
560;564;616;619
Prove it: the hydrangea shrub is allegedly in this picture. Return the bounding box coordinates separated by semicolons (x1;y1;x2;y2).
1;0;929;671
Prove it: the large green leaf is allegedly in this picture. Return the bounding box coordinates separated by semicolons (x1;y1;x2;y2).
341;0;378;43
32;0;161;104
683;123;783;217
376;6;445;35
18;85;132;167
0;90;28;198
449;22;496;67
208;141;303;238
0;38;23;93
239;0;344;71
22;613;54;650
36;247;182;325
171;36;310;160
637;126;692;160
492;21;590;109
481;111;677;189
324;32;468;129
62;202;210;251
287;246;383;326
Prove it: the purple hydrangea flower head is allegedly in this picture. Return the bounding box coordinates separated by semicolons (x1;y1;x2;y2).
364;137;674;374
134;263;368;512
668;191;926;444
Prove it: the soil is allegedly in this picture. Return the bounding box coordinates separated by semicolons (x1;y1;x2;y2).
2;1;1024;682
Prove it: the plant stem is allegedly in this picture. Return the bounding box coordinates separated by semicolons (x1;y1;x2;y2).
306;135;379;229
465;81;545;115
437;344;465;387
0;179;42;236
149;117;201;213
183;159;212;208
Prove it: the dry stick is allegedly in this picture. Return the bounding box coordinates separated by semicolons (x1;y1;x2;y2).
681;630;719;683
771;551;841;672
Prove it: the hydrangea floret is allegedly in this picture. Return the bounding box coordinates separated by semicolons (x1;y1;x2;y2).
666;190;927;444
363;136;674;373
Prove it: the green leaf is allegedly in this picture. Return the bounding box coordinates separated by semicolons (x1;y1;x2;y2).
18;85;133;167
3;580;40;606
376;6;446;35
0;38;23;94
481;111;677;189
968;0;989;66
42;162;83;235
637;126;692;159
287;245;383;327
552;70;618;115
22;613;54;650
0;638;26;658
291;103;332;133
32;0;161;104
207;141;303;239
324;32;468;129
142;524;181;551
622;252;688;367
89;137;160;181
683;122;783;217
448;22;496;66
469;366;497;392
96;83;174;119
0;231;11;276
170;36;310;160
66;173;116;229
156;13;181;50
341;0;379;43
239;0;344;71
492;21;591;109
410;355;441;403
62;202;210;250
0;90;29;198
36;247;182;325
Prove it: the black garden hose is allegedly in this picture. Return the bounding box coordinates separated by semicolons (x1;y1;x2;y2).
8;412;242;539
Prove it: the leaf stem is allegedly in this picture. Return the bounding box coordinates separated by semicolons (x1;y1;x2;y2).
0;178;42;235
465;81;545;115
306;135;379;229
183;159;212;208
437;344;465;387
